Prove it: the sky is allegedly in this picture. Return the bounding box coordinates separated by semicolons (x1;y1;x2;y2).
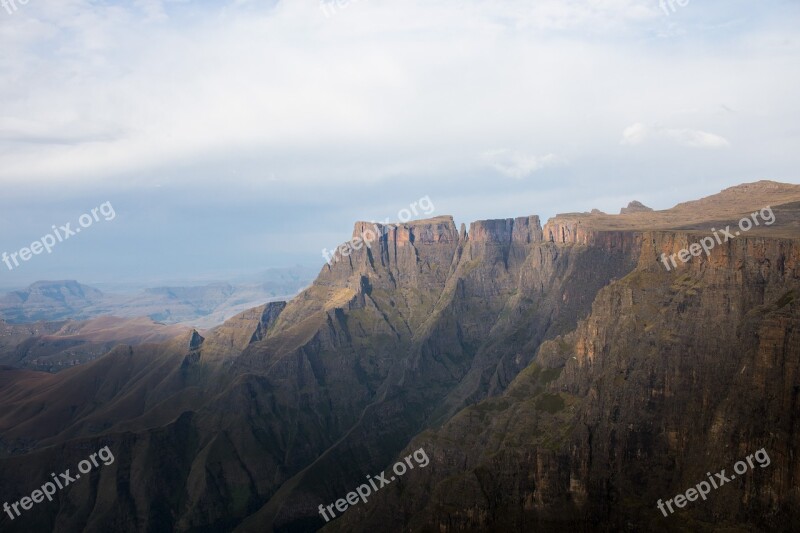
0;0;798;287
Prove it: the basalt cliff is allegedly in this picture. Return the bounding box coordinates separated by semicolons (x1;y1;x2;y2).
1;181;799;532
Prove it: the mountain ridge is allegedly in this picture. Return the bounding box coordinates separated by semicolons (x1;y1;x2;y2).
0;180;798;532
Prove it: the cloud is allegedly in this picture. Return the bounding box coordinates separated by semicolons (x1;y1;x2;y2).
663;128;731;148
621;122;650;145
0;0;794;188
482;150;566;179
134;0;169;23
0;117;123;145
621;123;730;149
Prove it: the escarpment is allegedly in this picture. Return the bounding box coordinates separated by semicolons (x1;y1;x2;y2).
325;188;800;533
1;181;799;533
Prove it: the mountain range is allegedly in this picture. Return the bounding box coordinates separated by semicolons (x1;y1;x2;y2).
0;267;316;328
0;181;798;532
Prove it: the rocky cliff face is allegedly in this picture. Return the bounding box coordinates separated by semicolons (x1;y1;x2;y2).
227;213;635;531
1;181;798;533
325;197;800;533
200;301;287;363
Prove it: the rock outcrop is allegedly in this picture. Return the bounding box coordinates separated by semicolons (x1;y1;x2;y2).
620;200;653;214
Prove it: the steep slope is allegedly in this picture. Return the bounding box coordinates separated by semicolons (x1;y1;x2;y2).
228;214;637;532
0;330;215;454
326;186;800;533
198;301;287;364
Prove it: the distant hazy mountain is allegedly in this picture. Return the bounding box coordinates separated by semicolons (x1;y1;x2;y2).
0;267;317;327
0;280;105;323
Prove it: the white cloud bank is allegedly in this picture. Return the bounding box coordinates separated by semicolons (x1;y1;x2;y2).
621;123;730;149
482;150;566;179
0;0;796;187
